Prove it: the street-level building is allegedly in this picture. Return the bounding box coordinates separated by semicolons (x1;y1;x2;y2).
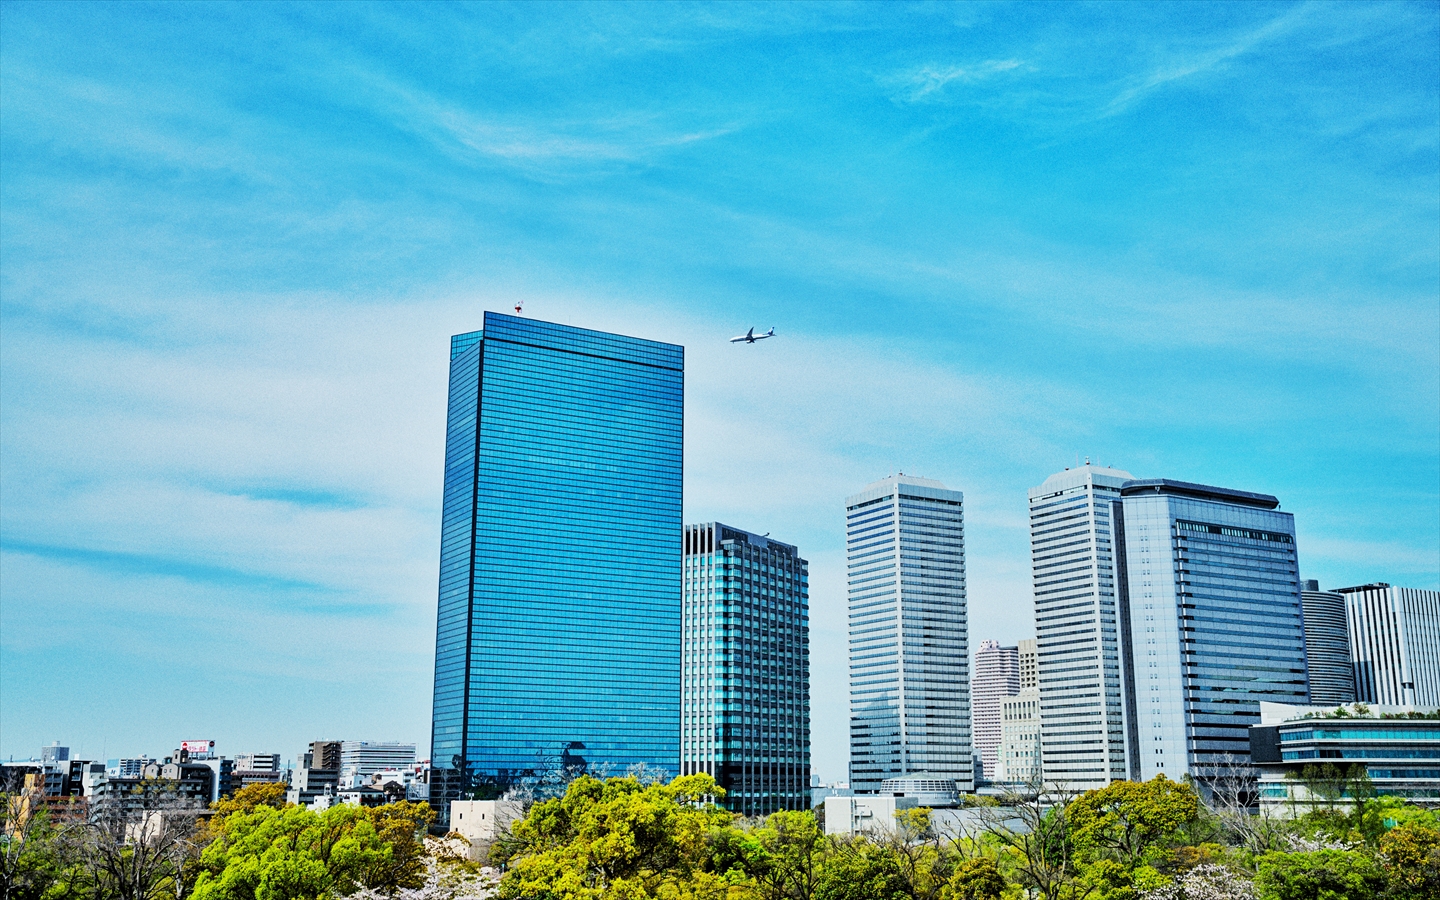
1117;479;1309;792
1342;583;1440;707
1300;581;1357;705
430;313;683;824
681;523;810;817
451;799;524;862
846;475;971;793
1251;702;1440;812
1030;463;1134;791
823;794;918;837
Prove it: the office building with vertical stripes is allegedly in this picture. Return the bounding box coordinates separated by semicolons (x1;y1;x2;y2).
1342;583;1440;706
1029;463;1134;792
846;474;971;794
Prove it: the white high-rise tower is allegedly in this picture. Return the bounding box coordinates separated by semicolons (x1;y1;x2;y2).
846;474;971;793
1029;463;1134;791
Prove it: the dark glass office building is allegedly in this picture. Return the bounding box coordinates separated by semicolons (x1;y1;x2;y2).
430;313;683;821
681;523;810;817
1116;479;1310;792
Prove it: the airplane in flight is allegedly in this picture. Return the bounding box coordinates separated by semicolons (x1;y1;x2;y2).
730;327;776;344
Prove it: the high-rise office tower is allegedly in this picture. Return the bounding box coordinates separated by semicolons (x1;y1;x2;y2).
1018;638;1038;690
1028;463;1134;791
972;640;1020;784
1300;580;1358;705
1342;583;1440;706
681;523;810;816
1116;480;1309;788
846;474;971;793
431;313;683;820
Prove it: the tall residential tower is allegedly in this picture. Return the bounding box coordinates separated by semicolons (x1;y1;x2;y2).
1028;464;1134;791
430;313;683;821
682;523;810;816
846;475;971;793
972;641;1020;784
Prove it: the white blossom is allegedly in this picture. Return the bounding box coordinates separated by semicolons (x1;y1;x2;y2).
1140;865;1257;900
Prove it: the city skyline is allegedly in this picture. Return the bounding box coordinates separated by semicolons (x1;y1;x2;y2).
2;4;1436;783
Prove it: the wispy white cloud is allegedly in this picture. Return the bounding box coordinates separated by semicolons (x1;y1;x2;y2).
349;68;741;176
888;58;1025;103
1101;4;1313;117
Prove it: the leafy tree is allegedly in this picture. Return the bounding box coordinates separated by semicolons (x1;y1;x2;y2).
980;785;1089;900
0;787;84;900
812;840;909;900
207;782;289;838
725;809;826;900
1067;776;1200;868
1253;849;1386;900
497;773;744;899
940;856;1006;900
1379;822;1440;898
191;799;433;900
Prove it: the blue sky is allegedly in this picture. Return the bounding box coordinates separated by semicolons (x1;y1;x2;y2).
1;2;1436;782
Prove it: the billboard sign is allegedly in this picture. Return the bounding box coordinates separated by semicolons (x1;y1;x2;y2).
182;740;215;755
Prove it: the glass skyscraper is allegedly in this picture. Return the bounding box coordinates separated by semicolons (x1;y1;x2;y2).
846;475;971;794
430;313;683;821
1116;479;1309;790
681;523;810;816
1028;464;1134;791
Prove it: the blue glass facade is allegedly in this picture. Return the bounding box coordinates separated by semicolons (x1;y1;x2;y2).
1117;480;1309;790
681;523;810;817
430;313;683;820
1253;710;1440;809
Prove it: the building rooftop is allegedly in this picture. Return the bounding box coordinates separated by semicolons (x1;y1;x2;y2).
1033;463;1135;494
1119;478;1280;509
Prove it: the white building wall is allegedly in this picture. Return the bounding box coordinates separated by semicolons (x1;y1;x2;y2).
1030;464;1134;791
996;687;1041;785
1118;493;1189;782
823;794;917;837
1345;585;1440;706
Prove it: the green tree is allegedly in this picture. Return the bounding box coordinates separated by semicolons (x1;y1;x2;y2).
207;782;289;838
497;773;746;900
191;799;433;900
726;809;826;900
1066;776;1200;868
1379;822;1440;898
940;856;1006;900
1254;849;1386;900
812;840;909;900
0;788;85;900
